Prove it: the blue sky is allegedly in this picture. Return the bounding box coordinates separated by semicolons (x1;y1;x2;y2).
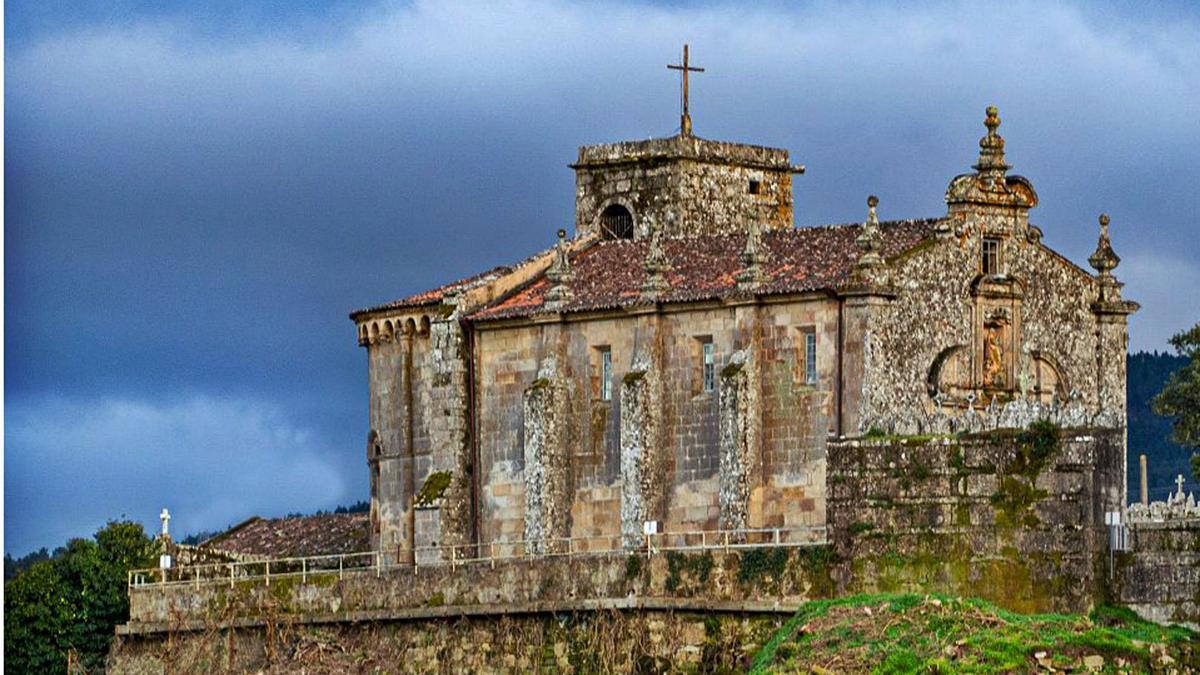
6;0;1200;555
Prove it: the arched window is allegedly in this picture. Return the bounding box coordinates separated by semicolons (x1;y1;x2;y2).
599;204;634;240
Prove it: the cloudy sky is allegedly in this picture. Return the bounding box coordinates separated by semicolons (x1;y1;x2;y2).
6;0;1199;555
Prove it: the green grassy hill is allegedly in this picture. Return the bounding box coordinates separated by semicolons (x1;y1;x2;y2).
750;594;1197;674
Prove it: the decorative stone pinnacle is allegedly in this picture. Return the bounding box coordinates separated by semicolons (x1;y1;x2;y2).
855;194;885;269
544;228;574;310
1088;213;1120;278
736;221;769;290
974;105;1010;177
640;220;672;299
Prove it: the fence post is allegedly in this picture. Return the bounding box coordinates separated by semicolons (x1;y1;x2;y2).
229;564;234;588
490;542;496;569
265;560;270;587
338;556;343;581
774;528;780;545
376;551;381;577
302;558;307;584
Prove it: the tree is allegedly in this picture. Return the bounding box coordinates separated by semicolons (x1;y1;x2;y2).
4;520;159;672
1152;322;1200;482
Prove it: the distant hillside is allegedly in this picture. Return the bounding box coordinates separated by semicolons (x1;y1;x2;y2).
1128;351;1196;501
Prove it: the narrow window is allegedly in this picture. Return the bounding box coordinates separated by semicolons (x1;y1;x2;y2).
805;332;818;385
748;179;761;195
702;341;716;393
600;348;613;401
982;238;1000;275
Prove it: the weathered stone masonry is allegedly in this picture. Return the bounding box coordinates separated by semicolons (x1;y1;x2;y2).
350;108;1138;572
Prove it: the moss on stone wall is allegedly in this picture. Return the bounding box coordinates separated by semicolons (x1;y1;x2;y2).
828;428;1117;615
414;471;452;507
665;551;714;592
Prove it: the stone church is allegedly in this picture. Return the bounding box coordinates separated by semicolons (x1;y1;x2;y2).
350;97;1136;563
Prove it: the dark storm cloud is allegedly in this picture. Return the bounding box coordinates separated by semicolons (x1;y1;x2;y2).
6;0;1199;553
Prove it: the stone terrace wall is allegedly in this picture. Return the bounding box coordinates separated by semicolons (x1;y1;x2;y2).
124;547;835;632
827;427;1123;614
110;609;786;674
1114;519;1200;630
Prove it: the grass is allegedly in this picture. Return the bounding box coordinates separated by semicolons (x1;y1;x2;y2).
749;593;1198;674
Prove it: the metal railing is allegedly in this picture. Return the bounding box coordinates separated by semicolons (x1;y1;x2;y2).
129;526;826;590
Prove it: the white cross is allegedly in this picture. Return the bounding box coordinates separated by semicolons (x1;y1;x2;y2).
1177;474;1187;498
160;508;171;537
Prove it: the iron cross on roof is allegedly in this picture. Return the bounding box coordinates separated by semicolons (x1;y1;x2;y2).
667;44;705;136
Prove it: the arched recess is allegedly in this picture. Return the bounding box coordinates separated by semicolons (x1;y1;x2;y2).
927;344;970;398
598;203;635;240
1028;351;1068;404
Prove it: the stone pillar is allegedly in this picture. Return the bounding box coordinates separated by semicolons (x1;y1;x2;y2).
718;349;756;530
426;316;474;552
838;294;889;436
619;352;665;547
522;357;571;553
837;196;896;437
1088;214;1139;508
1139;454;1148;506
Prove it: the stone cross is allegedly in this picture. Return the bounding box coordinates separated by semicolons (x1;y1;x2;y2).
1177;474;1187;499
667;44;705;136
160;508;171;537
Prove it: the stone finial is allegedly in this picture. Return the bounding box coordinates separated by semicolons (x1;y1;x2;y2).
945;106;1036;209
974;105;1010;176
544;229;575;310
1087;213;1138;315
640;220;672;299
1089;213;1121;277
855;195;885;269
735;221;770;291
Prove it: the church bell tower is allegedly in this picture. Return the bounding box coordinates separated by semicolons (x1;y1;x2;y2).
570;45;805;241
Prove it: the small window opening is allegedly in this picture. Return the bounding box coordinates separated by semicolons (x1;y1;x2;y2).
599;204;634;240
797;328;818;385
805;332;817;384
982;238;1000;275
598;348;613;401
702;341;716;393
748;179;761;195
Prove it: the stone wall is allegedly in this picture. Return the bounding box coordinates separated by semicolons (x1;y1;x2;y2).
572;134;797;239
110;608;788;674
1121;488;1198;628
123;547;835;630
472;299;833;551
365;315;435;562
827;427;1124;614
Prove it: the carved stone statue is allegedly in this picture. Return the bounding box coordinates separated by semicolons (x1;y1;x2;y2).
983;325;1004;387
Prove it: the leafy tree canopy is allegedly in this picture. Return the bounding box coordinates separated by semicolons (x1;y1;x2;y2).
4;520;159;673
1152;322;1200;482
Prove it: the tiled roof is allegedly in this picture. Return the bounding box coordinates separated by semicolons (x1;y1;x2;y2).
201;513;370;558
349;266;513;318
469;220;941;321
